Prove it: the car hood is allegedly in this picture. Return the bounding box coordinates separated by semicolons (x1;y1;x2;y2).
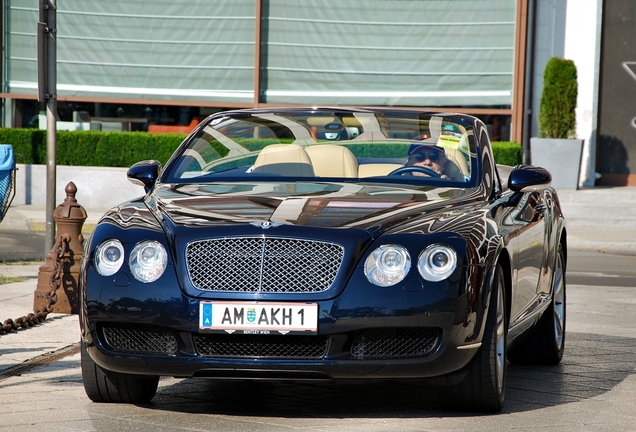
96;181;489;300
117;181;483;236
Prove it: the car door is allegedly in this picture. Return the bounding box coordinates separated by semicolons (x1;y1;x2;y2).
509;189;550;324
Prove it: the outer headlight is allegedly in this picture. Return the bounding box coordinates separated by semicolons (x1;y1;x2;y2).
95;240;124;276
418;244;457;282
364;244;411;287
129;241;168;283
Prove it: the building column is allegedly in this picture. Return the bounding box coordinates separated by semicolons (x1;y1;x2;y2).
564;0;602;187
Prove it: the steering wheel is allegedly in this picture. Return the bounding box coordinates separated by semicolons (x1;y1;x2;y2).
388;166;441;178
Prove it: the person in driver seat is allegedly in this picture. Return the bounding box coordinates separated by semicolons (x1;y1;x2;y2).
406;144;449;178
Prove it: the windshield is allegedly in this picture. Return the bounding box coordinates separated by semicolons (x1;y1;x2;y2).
163;109;478;187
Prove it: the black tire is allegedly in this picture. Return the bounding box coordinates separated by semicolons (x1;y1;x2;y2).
508;244;566;365
81;341;159;403
441;265;507;412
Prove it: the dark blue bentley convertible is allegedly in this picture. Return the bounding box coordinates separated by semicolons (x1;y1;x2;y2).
79;107;566;412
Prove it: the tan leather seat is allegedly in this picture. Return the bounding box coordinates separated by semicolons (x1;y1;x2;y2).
443;148;470;180
306;145;358;177
358;163;402;177
252;144;315;176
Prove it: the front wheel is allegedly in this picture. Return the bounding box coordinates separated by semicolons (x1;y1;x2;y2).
441;265;507;412
81;341;159;403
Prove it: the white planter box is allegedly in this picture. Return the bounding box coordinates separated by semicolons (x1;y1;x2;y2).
13;164;144;208
530;138;584;190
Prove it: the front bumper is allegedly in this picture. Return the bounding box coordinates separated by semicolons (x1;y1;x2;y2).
82;286;482;380
85;314;480;379
86;339;478;381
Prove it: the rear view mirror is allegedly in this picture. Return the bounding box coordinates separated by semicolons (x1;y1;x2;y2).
508;165;552;192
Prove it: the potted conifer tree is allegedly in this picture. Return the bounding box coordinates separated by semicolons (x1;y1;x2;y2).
530;57;584;189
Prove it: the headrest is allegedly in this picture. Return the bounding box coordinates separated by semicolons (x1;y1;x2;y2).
314;122;348;141
252;144;315;176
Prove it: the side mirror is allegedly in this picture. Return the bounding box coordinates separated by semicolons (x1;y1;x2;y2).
508;165;552;192
127;160;161;192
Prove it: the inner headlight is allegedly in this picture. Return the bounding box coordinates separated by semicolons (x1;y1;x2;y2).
364;244;411;287
95;239;124;276
418;244;457;282
129;241;168;283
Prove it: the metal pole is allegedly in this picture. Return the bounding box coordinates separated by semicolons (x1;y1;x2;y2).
45;0;57;254
521;0;537;166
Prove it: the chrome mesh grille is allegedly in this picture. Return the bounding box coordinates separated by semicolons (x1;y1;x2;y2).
186;237;344;293
351;328;441;360
100;323;178;356
194;334;329;359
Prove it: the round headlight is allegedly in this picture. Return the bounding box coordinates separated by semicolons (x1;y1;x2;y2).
95;240;124;276
418;244;457;282
129;241;168;283
364;244;411;287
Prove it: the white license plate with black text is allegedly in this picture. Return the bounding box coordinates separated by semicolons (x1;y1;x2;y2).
199;301;318;335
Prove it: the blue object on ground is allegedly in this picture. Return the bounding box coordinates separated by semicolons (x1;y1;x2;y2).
0;144;16;222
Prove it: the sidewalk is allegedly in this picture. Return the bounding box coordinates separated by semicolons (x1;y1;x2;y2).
0;204;110;233
557;186;636;255
0;263;80;372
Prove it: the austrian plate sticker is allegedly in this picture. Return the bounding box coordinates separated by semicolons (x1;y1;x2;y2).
199;301;318;335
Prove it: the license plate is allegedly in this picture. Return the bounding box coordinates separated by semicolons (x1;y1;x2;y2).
199;301;318;335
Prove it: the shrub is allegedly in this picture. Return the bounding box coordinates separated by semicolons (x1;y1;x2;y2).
492;141;522;166
0;128;46;164
0;128;185;166
538;57;578;139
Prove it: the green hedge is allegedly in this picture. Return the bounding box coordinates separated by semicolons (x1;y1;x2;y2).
492;141;522;166
0;128;521;167
0;128;186;167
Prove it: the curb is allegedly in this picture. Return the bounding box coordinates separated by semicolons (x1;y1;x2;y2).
26;220;97;234
567;238;636;256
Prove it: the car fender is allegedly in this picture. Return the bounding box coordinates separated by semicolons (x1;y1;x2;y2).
459;229;506;347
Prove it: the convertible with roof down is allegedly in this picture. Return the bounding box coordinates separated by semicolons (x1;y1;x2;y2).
79;107;566;412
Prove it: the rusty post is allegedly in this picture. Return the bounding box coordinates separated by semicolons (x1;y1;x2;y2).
33;182;87;314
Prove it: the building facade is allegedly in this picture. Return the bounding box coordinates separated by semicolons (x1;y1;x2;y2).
0;0;631;186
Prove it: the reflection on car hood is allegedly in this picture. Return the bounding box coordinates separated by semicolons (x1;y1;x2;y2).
99;199;164;231
136;182;481;233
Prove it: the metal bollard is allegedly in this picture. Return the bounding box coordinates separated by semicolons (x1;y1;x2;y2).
33;182;87;314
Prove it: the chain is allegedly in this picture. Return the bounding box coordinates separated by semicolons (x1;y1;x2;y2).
0;234;71;335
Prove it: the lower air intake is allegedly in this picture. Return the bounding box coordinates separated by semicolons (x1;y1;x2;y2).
351;328;441;359
100;323;178;356
194;333;329;359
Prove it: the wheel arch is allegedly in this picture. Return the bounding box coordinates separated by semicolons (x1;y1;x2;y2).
471;242;511;345
495;247;513;330
559;226;568;271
